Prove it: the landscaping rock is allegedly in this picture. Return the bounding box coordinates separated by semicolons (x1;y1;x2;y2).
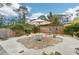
19;50;24;53
0;28;15;40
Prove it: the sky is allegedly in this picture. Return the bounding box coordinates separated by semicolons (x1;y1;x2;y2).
0;3;79;19
20;3;79;14
19;3;79;19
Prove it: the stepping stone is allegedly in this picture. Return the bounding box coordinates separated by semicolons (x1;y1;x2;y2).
18;50;24;53
75;48;79;50
75;48;79;55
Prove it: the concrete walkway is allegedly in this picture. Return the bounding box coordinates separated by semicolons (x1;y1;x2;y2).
0;35;79;55
0;45;8;55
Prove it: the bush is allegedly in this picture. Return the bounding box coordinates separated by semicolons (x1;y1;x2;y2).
32;26;39;33
10;23;25;36
10;23;39;36
74;31;79;37
64;25;74;36
64;23;79;36
10;23;24;30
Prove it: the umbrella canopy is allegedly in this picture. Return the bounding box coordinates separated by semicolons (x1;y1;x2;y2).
29;19;51;26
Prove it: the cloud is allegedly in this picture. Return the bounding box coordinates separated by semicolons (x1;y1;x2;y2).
63;6;79;14
73;6;79;11
65;8;75;14
26;6;31;12
0;5;17;16
62;6;79;20
0;3;20;16
9;3;20;10
30;12;45;19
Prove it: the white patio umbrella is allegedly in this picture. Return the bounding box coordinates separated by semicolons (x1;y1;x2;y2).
29;19;51;26
29;19;51;32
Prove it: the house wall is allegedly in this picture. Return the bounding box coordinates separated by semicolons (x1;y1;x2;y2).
40;26;64;35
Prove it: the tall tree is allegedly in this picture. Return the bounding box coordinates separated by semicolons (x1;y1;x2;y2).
47;12;62;34
0;15;5;27
17;6;28;24
47;12;61;26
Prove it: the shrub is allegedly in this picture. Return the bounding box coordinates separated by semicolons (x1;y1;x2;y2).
10;23;25;36
74;31;79;37
10;23;24;30
10;23;39;36
32;26;39;33
64;23;79;36
64;25;74;36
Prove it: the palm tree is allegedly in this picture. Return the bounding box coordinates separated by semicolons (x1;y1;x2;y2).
37;15;48;21
47;12;62;34
47;12;61;26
